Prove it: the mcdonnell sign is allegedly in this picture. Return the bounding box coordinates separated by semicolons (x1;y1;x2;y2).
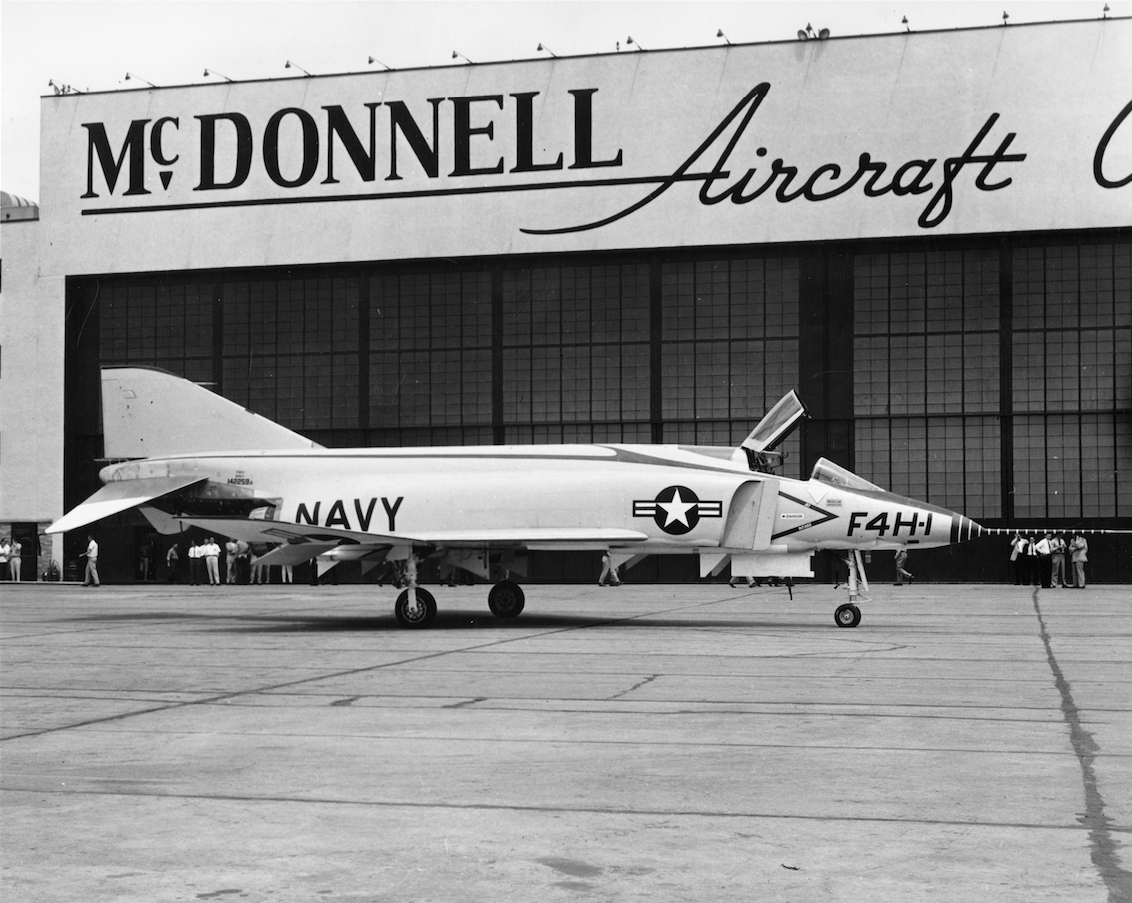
40;19;1132;273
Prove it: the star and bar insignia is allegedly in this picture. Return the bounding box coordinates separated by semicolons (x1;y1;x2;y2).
633;485;723;535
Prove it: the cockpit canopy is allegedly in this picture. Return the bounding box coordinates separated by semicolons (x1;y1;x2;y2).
810;458;886;492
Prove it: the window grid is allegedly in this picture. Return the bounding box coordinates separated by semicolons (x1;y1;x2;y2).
660;256;800;434
1010;242;1131;517
90;242;1124;521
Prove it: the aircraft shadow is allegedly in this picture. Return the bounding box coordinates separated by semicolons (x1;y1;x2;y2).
60;610;828;633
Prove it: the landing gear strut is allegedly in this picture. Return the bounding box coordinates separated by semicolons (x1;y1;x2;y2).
834;550;869;628
391;553;437;628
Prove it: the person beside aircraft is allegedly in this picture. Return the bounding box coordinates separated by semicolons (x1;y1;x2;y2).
225;539;239;584
1070;534;1089;588
597;551;621;586
894;548;913;585
81;534;100;587
165;543;180;583
1009;532;1027;584
8;538;22;581
1034;533;1053;588
1050;534;1068;588
204;538;221;586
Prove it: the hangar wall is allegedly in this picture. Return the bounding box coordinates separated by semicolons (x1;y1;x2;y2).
32;18;1132;582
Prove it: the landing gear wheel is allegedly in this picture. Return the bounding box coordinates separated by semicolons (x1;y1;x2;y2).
488;581;526;618
834;603;862;628
395;588;437;628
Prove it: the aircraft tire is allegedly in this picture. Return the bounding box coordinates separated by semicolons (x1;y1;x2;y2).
488;581;526;618
395;588;437;628
834;603;861;628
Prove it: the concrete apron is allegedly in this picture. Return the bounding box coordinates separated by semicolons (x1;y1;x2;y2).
2;582;1129;902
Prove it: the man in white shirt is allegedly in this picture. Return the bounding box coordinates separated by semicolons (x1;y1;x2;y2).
83;534;100;587
205;538;221;585
1034;533;1053;588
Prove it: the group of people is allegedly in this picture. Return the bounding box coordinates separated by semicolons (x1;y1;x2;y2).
177;538;291;586
1010;532;1089;588
0;536;24;581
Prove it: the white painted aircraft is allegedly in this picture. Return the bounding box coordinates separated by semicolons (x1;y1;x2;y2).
50;366;993;628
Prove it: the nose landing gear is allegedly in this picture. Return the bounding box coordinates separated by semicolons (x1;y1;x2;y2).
834;602;862;628
834;550;869;628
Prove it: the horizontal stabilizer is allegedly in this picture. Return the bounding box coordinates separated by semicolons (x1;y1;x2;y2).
102;366;321;458
47;475;206;534
255;542;358;568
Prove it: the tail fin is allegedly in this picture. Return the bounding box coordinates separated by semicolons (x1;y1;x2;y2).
101;366;321;458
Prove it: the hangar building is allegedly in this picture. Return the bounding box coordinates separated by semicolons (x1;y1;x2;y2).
2;17;1129;584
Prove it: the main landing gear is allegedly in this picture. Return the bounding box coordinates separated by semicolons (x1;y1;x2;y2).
487;580;525;618
388;553;526;628
395;587;437;628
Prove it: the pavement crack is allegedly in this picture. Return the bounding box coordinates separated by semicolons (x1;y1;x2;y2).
609;673;660;700
1032;586;1132;899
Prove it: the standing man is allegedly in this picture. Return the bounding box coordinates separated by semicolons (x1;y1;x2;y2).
82;534;100;587
0;536;10;581
165;543;180;584
236;539;251;584
205;538;221;586
1050;534;1068;588
1070;534;1089;589
9;537;23;581
225;539;239;584
1009;533;1027;584
1034;533;1053;588
1024;534;1040;585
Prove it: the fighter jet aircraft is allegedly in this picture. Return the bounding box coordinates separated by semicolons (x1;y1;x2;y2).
49;367;992;628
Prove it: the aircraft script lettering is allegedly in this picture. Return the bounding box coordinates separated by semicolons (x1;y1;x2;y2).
522;83;1028;235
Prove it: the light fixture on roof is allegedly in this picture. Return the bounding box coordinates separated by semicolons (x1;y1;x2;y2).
626;35;646;51
452;50;473;64
1001;10;1010;25
1103;3;1109;17
48;79;82;95
797;23;830;40
717;29;731;45
284;60;312;76
537;43;557;57
124;72;157;87
368;56;392;70
203;68;233;82
902;16;910;32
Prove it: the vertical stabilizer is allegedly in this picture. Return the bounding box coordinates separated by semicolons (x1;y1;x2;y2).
101;366;321;458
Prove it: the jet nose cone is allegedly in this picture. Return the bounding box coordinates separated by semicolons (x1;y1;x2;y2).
950;514;987;543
